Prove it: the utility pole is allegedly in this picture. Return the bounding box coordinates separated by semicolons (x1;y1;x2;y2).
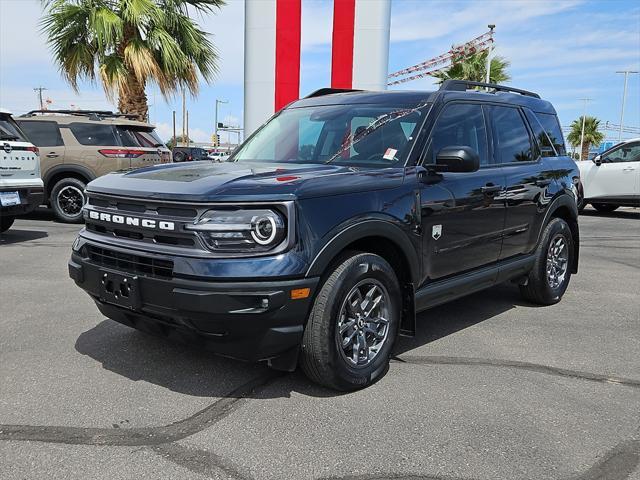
34;86;47;110
485;24;495;85
186;111;190;146
615;70;638;142
214;99;229;146
172;110;176;147
578;98;592;161
181;88;186;147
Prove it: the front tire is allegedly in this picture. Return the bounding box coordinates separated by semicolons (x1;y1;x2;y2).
50;177;86;223
520;218;574;305
591;203;618;213
300;252;401;391
0;215;15;233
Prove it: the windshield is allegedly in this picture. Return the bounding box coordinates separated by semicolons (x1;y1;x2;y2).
0;114;27;141
231;103;428;168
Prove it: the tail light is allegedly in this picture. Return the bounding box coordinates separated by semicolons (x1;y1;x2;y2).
188;155;193;161
99;149;146;158
26;146;39;155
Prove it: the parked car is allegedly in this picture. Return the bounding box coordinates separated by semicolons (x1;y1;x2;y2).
576;138;640;212
69;81;580;390
172;146;208;162
0;109;44;233
207;151;230;162
17;110;171;223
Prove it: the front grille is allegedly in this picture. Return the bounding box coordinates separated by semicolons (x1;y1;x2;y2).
85;245;174;278
85;194;199;249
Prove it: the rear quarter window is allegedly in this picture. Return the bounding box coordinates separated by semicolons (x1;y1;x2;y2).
18;120;64;147
535;113;566;155
69;123;118;146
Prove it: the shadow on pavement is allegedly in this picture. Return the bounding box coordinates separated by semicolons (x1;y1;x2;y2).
580;208;640;220
74;283;533;399
0;228;48;245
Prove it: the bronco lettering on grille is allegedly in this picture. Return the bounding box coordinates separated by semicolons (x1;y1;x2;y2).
88;210;175;231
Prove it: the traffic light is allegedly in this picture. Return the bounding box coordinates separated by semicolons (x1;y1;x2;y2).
211;133;221;146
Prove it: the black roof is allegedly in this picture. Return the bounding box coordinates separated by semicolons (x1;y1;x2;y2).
294;81;556;115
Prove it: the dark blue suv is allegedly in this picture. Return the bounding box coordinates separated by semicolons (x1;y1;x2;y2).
69;81;580;390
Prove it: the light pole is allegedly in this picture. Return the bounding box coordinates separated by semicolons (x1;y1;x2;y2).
485;24;495;85
615;70;638;142
578;98;592;161
214;99;228;145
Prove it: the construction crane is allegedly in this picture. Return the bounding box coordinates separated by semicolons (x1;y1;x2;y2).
387;28;495;86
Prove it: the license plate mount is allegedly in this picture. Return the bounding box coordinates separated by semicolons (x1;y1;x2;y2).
0;191;20;207
99;270;141;310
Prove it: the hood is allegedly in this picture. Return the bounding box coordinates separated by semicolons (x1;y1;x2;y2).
86;161;405;202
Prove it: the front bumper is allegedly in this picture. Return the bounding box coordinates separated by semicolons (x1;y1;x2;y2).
68;251;319;365
0;186;44;216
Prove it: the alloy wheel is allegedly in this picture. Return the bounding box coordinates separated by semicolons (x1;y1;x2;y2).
336;279;391;368
546;234;568;289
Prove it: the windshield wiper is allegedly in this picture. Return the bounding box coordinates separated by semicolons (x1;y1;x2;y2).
0;134;19;141
324;102;429;164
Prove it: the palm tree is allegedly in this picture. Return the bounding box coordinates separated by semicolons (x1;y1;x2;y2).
433;50;511;85
41;0;224;120
566;116;604;161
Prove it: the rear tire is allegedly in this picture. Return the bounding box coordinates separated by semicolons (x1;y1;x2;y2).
300;252;401;391
51;177;86;223
173;151;186;162
520;218;573;305
591;203;618;213
0;215;15;233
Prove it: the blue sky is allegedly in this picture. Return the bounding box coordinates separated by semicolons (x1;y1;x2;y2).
0;0;638;145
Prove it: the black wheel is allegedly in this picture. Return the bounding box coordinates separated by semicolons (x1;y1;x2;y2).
520;218;574;305
0;215;15;233
591;203;618;213
50;177;86;223
300;252;401;391
173;151;186;162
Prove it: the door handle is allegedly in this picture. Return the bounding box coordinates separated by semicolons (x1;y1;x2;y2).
535;178;552;187
46;153;59;158
622;167;635;172
481;184;502;194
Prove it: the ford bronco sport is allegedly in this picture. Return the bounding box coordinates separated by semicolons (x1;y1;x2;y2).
0;109;44;233
17;110;171;223
69;81;580;390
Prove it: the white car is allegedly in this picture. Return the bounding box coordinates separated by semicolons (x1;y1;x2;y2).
0;108;44;232
576;137;640;213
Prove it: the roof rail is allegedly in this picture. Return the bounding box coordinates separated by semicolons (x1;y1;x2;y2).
305;88;362;98
21;110;141;121
439;80;540;99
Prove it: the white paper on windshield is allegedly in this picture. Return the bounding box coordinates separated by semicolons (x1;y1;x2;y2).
383;148;397;160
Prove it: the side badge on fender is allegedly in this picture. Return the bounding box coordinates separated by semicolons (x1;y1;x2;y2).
432;224;442;240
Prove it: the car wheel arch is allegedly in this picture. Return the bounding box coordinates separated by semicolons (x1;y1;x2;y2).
543;196;579;274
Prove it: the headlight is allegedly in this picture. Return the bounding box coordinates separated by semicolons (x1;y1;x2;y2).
186;208;287;253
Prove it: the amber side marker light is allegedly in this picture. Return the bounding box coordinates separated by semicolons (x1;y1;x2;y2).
290;288;310;300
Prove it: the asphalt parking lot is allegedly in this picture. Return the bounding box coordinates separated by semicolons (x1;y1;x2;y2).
1;207;639;480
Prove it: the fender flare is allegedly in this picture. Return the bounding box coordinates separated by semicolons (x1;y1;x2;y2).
44;164;96;193
540;193;580;273
305;219;420;286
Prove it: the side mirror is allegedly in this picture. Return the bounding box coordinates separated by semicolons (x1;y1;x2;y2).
435;146;480;173
593;155;602;166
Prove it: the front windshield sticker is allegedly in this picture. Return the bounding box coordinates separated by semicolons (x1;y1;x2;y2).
383;148;397;160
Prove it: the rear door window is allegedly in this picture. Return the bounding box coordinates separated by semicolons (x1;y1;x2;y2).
69;123;118;146
18;120;64;147
488;106;535;163
523;109;555;157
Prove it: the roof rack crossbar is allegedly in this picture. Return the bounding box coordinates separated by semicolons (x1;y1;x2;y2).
305;88;362;98
439;80;540;99
22;109;141;120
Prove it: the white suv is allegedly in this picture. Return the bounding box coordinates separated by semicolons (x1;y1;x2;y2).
577;138;640;213
0;109;44;233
